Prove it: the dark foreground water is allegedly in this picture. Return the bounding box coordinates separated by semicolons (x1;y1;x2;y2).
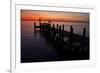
21;21;89;63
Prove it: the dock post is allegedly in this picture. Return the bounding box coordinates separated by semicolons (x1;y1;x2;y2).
34;22;36;32
56;24;59;40
59;26;61;39
52;24;56;45
57;26;62;49
61;25;64;49
52;24;55;35
42;23;45;34
69;26;73;49
62;25;64;38
81;28;86;50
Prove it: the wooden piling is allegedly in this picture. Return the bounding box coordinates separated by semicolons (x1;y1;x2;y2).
34;22;36;32
33;22;89;53
81;27;86;50
62;25;64;38
61;25;64;49
59;26;61;38
69;26;73;49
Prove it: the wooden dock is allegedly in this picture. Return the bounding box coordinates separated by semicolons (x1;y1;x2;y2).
34;22;89;59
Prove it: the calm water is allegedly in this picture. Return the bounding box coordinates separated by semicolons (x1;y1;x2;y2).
21;21;89;62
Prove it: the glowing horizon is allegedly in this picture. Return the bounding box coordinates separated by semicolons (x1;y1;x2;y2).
21;10;89;23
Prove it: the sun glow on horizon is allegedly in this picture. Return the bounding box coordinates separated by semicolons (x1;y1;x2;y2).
21;10;89;23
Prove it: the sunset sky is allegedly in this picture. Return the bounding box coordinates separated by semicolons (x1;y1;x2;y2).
21;10;89;23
